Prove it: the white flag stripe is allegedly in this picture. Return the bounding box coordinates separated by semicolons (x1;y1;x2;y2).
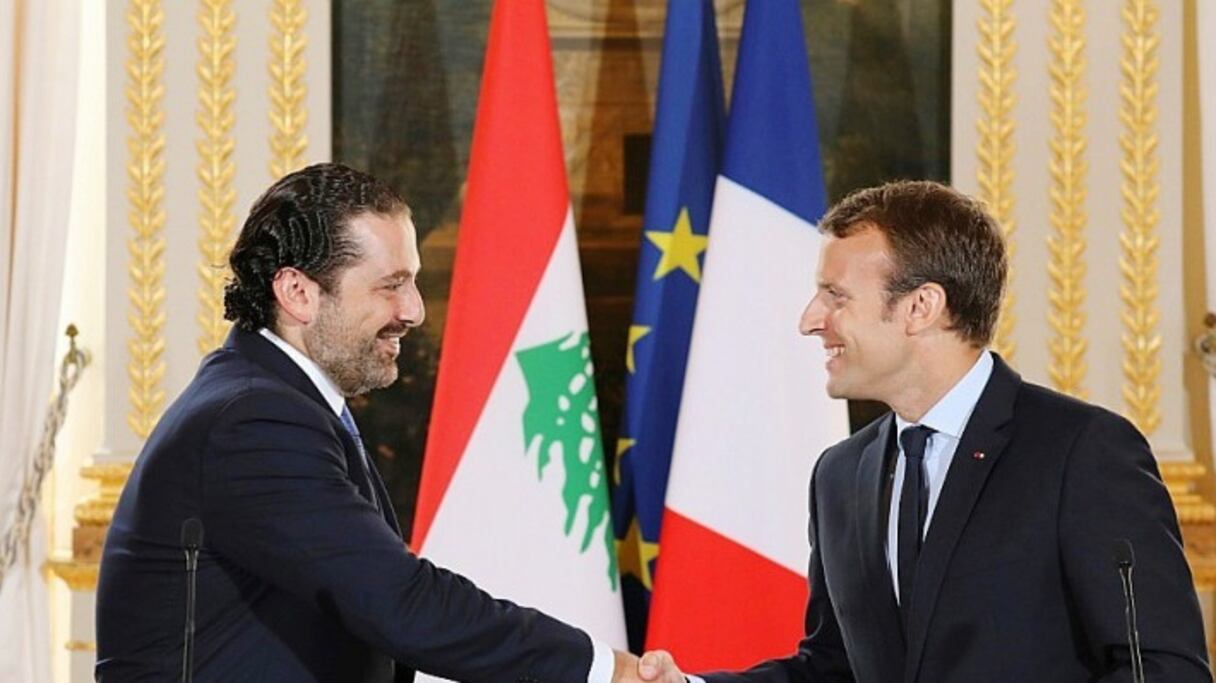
666;177;850;574
422;211;627;645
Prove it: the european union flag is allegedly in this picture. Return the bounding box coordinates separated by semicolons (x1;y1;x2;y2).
612;0;725;652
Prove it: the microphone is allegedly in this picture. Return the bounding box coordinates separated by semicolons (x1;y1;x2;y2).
1113;539;1145;683
181;518;204;683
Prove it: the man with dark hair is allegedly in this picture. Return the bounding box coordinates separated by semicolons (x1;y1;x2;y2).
97;163;643;682
638;180;1210;682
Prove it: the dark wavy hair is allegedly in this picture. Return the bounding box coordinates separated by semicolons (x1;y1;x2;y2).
223;163;408;332
818;180;1008;347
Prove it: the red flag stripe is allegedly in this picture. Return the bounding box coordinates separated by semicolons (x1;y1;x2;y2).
413;0;568;549
646;508;808;671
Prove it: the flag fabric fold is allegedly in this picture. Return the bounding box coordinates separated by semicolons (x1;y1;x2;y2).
413;2;626;675
611;0;726;653
646;0;850;670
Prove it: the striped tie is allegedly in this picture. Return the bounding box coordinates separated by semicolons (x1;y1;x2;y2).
339;405;379;511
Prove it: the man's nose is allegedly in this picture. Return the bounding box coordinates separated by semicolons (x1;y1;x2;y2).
398;285;425;328
799;295;826;336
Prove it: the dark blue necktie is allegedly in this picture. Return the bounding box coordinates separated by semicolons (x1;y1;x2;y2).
339;406;379;511
898;425;935;624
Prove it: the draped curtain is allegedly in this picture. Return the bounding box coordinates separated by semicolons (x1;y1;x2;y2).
1202;0;1216;441
0;1;80;681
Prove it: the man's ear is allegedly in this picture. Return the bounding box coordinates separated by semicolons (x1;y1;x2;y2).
271;267;321;325
905;282;949;335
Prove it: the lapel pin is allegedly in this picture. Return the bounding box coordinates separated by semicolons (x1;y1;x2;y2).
972;451;986;461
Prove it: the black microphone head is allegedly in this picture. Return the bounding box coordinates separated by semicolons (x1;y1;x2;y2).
181;518;204;550
1113;538;1135;569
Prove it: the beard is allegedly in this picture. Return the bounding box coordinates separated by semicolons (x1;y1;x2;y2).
304;296;406;397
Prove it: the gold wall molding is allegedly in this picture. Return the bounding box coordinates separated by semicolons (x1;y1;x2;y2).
269;0;308;179
74;463;135;528
1189;557;1216;592
125;0;168;440
45;558;99;592
1118;0;1162;436
1046;0;1088;398
196;0;236;355
976;0;1018;362
1163;462;1216;592
952;0;1207;633
47;463;132;592
1163;462;1216;524
66;640;98;653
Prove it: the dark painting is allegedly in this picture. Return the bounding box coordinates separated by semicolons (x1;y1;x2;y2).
331;0;951;537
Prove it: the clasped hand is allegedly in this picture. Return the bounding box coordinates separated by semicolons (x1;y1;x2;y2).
612;649;685;683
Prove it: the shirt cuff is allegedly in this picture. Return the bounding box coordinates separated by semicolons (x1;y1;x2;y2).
587;637;614;683
687;676;706;683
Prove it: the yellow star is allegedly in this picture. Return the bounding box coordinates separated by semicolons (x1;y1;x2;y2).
645;207;709;282
613;437;635;485
626;325;651;374
616;517;660;590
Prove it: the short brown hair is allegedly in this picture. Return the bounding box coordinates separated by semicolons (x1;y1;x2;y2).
818;180;1007;347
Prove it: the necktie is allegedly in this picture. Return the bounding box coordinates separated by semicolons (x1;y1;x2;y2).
339;406;379;510
898;425;935;624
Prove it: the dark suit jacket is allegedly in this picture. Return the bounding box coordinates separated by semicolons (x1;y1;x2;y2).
705;355;1210;683
96;328;593;682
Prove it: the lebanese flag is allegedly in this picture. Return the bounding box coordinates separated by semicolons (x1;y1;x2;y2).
411;0;627;672
645;0;849;671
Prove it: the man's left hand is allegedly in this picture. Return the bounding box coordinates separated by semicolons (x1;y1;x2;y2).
637;650;685;683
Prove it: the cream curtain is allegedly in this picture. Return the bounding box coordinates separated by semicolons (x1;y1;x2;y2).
0;1;80;681
1202;0;1216;442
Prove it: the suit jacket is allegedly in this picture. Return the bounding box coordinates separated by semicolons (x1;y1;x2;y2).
97;328;593;682
705;355;1210;683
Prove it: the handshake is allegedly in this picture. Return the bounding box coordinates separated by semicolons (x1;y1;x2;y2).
611;649;687;683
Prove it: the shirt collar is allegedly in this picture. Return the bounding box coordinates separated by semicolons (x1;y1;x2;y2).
894;350;994;439
258;328;346;417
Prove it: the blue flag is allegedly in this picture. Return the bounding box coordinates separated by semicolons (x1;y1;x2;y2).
611;0;726;652
721;0;827;222
645;0;848;667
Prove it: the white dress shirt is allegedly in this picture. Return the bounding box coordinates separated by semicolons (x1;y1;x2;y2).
259;328;346;415
887;350;993;602
258;328;615;681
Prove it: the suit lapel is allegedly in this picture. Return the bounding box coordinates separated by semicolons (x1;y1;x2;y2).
332;423;381;509
227;328;383;513
333;419;403;538
366;457;403;537
228;328;329;409
855;415;904;646
903;356;1020;682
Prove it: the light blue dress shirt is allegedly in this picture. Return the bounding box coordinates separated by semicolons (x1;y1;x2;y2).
887;351;994;603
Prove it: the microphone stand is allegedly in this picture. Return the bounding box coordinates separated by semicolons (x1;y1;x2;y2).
181;518;203;683
1114;539;1145;683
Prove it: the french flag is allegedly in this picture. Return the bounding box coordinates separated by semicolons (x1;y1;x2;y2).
645;0;850;671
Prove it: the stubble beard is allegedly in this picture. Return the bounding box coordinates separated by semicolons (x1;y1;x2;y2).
306;297;400;397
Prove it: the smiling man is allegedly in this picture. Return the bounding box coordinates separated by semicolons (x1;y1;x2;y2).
640;180;1210;682
96;163;642;682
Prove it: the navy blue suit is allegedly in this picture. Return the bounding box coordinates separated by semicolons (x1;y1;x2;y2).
704;356;1210;683
96;329;593;682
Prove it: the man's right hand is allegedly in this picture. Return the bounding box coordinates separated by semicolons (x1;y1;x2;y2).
637;650;685;683
611;650;641;682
